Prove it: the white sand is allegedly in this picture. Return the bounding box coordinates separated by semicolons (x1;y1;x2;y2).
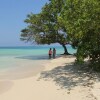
0;56;100;100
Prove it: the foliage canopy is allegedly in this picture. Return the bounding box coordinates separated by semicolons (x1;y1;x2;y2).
21;0;70;54
21;0;100;70
61;0;100;70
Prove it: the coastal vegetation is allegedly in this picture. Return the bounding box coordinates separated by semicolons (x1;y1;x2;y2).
61;0;100;71
21;0;100;71
21;0;70;55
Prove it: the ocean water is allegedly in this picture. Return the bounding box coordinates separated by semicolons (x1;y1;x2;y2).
0;45;76;57
0;45;76;79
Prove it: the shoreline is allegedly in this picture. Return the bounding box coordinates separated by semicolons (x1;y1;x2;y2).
0;56;49;80
0;56;100;100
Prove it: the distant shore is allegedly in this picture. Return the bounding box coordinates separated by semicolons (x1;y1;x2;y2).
0;55;100;100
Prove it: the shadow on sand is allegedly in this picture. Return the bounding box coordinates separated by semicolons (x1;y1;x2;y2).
39;62;100;90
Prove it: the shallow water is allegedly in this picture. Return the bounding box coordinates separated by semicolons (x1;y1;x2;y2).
0;45;76;79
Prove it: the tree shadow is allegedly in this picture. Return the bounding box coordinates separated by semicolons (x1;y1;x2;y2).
39;62;100;90
16;55;49;60
16;54;62;60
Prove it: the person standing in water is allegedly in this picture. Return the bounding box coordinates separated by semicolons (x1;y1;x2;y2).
48;48;52;59
53;48;56;59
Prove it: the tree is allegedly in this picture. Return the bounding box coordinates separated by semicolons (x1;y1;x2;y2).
21;0;71;55
61;0;100;70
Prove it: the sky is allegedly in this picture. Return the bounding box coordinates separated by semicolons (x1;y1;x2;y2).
0;0;49;47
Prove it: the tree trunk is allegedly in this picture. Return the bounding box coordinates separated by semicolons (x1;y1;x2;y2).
62;44;70;55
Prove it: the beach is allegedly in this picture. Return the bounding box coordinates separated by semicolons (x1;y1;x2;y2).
0;0;99;99
0;55;100;100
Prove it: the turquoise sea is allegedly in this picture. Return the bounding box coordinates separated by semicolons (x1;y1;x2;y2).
0;45;76;79
0;45;76;57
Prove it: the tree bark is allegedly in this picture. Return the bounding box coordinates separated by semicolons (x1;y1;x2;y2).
61;44;70;55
